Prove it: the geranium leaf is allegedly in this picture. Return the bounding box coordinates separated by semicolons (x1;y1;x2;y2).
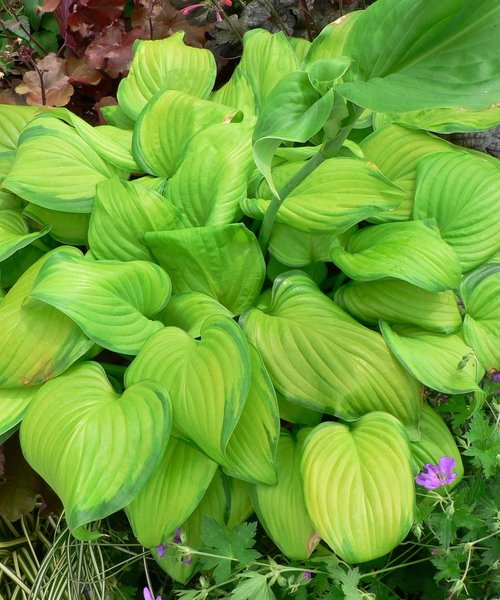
125;316;251;464
380;322;484;394
251;429;319;560
20;362;172;539
0;210;50;262
301;413;415;563
330;220;462;292
117;32;217;120
30;250;171;355
126;436;218;548
240;272;422;435
144;224;265;315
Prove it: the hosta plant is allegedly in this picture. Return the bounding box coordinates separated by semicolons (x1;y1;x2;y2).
0;0;499;590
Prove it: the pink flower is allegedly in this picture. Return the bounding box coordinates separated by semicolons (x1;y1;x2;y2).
415;456;457;490
143;587;162;600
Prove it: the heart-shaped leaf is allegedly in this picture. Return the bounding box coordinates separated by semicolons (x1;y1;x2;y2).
20;362;172;539
125;316;251;463
301;413;415;563
240;273;422;435
30;250;171;355
0;210;50;262
117;31;217;120
331;220;462;292
380;322;484;394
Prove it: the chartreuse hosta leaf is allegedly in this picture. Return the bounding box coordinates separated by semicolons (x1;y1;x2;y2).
238;29;299;111
117;31;217;120
222;344;279;485
252;429;319;560
24;204;89;245
144;224;265;315
269;223;339;267
278;395;322;427
3;114;121;213
133;90;238;178
166;121;254;226
156;292;232;338
89;177;184;262
331;220;462;292
380;322;484;394
125;316;251;464
0;105;38;153
100;104;135;130
413;152;500;272
20;362;172;540
0;210;50;262
0;245;45;290
0;385;40;437
337;0;500;113
334;279;462;334
302;412;415;563
411;404;463;487
240;273;422;434
0;247;92;388
126;436;217;548
460;263;500;370
360;125;458;221
30;250;171;355
210;67;257;118
269;158;403;234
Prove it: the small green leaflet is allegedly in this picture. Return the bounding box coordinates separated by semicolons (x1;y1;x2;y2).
230;573;276;600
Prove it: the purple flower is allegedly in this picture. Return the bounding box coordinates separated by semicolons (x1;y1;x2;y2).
156;544;167;558
491;370;500;382
302;571;313;581
173;528;183;544
415;456;457;490
143;588;162;600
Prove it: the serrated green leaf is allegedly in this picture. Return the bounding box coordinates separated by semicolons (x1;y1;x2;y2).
144;224;265;314
0;210;50;262
125;316;251;463
331;220;462;292
30;250;171;355
380;322;484;394
301;413;415;563
117;31;217;120
20;362;172;539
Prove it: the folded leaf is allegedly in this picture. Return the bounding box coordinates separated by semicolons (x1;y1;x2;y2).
0;386;39;437
380;322;484;394
20;362;172;539
269;223;338;266
301;412;415;563
24;204;89;245
240;273;421;434
0;105;38;153
278;394;322;427
125;316;251;463
251;429;320;560
0;210;50;262
331;220;462;292
210;67;257;118
31;250;171;355
126;436;217;548
413;152;500;272
144;224;265;314
334;279;462;334
117;31;217;119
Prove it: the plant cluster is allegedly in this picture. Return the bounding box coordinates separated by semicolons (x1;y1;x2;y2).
0;0;499;598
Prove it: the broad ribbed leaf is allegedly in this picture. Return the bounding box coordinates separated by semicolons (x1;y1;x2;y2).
269;223;338;266
133;90;237;177
210;67;257;118
0;210;50;262
156;292;232;337
337;0;500;112
240;273;421;434
89;177;184;262
222;344;279;485
331;221;462;292
30;250;171;355
335;279;462;334
302;413;415;563
0;386;39;437
251;429;320;560
0;245;45;289
3;114;120;213
166;121;253;226
272;158;404;233
125;316;251;463
360;125;458;221
460;262;500;370
117;32;217;119
238;29;299;111
278;394;322;426
20;362;172;539
126;436;217;548
380;322;484;394
0;247;92;388
411;404;463;487
0;105;38;153
413;152;500;272
24;204;89;245
144;224;265;314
